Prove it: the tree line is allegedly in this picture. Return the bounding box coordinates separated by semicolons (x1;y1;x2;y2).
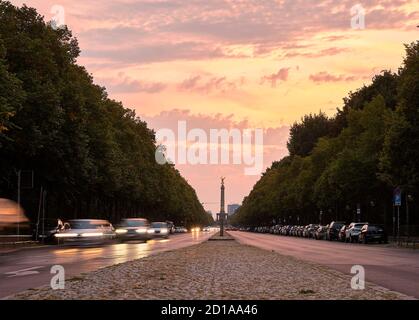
0;1;213;227
231;41;419;235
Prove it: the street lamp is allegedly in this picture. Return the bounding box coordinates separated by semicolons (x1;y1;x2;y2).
406;194;413;237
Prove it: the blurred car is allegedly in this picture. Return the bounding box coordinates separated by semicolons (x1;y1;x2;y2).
54;219;115;245
315;225;328;240
166;221;175;234
0;198;31;237
359;224;387;244
115;218;151;242
33;218;68;243
345;222;368;243
327;221;346;241
175;226;188;233
148;222;169;239
202;226;211;232
338;225;347;242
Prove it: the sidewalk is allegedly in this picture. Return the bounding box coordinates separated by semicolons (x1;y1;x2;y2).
9;237;414;300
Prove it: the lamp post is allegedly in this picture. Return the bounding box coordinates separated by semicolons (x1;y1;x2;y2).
219;177;226;237
406;194;413;238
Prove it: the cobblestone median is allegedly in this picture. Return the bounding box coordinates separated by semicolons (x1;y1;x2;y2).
10;239;413;300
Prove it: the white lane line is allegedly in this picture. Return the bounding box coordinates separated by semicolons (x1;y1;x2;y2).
4;266;44;278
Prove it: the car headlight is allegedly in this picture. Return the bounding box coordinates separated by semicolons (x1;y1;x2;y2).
116;229;128;234
55;233;79;238
147;229;155;234
81;232;104;237
161;228;168;234
136;228;147;234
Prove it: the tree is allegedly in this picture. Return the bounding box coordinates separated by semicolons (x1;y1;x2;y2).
0;1;210;227
287;112;332;157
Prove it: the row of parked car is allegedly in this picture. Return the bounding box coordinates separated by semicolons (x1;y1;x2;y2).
240;221;388;244
35;218;190;245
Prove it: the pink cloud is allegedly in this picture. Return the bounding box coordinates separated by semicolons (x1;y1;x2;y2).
97;73;166;93
309;71;358;83
285;47;349;59
178;74;245;94
261;68;290;87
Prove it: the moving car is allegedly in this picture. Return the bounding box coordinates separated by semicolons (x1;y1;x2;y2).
115;218;151;242
33;218;68;243
54;219;115;245
175;226;188;233
359;224;387;244
345;222;368;243
327;221;346;241
166;221;175;234
148;222;169;239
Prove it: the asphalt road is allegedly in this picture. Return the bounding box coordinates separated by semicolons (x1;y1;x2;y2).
0;231;216;299
230;231;419;299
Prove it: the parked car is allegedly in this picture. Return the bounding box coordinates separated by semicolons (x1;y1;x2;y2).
345;222;368;243
338;225;347;242
54;219;115;245
359;224;387;244
115;218;151;242
148;222;169;239
307;224;319;238
315;225;328;240
327;221;346;241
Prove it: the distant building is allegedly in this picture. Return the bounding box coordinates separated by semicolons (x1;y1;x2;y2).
227;204;240;216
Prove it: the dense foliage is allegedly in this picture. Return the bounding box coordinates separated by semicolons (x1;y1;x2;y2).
232;42;419;234
0;1;212;227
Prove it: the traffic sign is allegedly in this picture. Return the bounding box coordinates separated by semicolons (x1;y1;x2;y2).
394;187;402;206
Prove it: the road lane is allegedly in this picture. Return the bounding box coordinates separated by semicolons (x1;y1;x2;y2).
229;231;419;298
0;230;216;298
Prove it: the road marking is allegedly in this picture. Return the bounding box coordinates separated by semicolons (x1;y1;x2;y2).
5;266;44;278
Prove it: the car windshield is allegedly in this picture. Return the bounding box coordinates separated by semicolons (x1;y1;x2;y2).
122;219;147;227
151;222;167;228
354;224;364;229
69;220;107;229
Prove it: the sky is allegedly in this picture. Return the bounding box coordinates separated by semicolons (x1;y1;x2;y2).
12;0;419;215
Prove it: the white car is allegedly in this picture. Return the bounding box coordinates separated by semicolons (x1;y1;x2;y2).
54;219;115;245
175;226;188;233
148;222;169;238
115;218;151;242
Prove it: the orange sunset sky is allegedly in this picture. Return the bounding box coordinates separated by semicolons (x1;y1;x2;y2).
12;0;419;215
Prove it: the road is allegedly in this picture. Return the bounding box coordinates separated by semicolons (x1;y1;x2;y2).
230;231;419;299
0;231;216;299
